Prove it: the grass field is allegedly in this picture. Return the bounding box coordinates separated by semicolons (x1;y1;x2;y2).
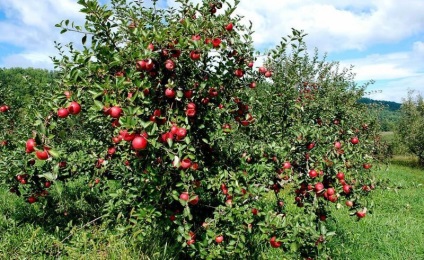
1;159;423;259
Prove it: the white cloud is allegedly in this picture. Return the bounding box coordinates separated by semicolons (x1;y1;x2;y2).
0;0;85;68
366;76;424;103
0;0;423;103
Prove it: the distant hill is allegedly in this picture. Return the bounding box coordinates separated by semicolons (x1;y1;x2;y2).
358;98;402;131
358;97;401;111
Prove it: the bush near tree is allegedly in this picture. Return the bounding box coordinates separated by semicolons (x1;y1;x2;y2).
0;0;385;258
396;90;424;166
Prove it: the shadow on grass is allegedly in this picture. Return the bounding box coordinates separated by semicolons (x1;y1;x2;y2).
390;155;422;168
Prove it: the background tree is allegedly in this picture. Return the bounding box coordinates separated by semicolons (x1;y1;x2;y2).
396;90;424;166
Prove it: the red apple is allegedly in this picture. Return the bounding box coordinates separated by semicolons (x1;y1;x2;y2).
334;141;342;149
215;235;224;243
315;182;324;193
28;196;37;204
264;71;272;78
234;69;244;78
180;192;189;201
57;108;69;118
26;138;36;153
109;106;122;118
64;90;71;99
350;137;359;145
190;50;201;60
342;185;351;194
225;22;233;31
68;101;81;115
189;195;199;205
36;150;49;160
165;88;176;98
309;169;317;178
251;208;258;215
176;127;187;139
191;34;201;41
270;236;281;248
282;161;291;169
356;211;366;218
336;172;345;180
165;59;175;71
132;136;148;150
180;158;192;169
212;38;221;48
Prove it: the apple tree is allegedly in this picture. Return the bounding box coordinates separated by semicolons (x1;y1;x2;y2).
2;0;383;259
396;90;424;166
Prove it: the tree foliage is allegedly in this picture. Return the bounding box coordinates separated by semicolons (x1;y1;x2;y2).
0;0;386;259
396;90;424;166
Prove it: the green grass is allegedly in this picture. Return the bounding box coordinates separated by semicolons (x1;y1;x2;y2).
1;160;423;259
328;162;424;259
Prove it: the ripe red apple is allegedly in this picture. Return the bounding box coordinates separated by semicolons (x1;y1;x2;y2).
147;43;154;50
64;90;71;99
57;108;69;118
68;101;81;115
269;236;281;248
190;50;201;60
212;38;221;48
363;163;372;169
309;169;317;178
251;208;258;215
180;158;192;169
186;108;196;117
350;136;359;145
264;71;272;78
109;106;122;118
26;138;36;153
315;182;324;193
28;196;37;204
307;142;315;150
165;59;175;71
356;211;366;218
107;146;116;155
36;150;49;160
44;181;51;188
248;82;257;89
282;161;291;169
184;90;193;99
180;192;189;201
58;161;67;168
336;172;345;180
221;183;228;195
247;61;254;68
165;88;176;98
112;136;122;143
225;22;233;31
115;71;125;77
215;235;224;243
191;34;201;41
342;185;351;194
176;127;187;139
327;187;335;196
132;136;148;150
189;195;199;205
122;131;136;142
258;67;267;74
334;141;342;149
234;69;244;78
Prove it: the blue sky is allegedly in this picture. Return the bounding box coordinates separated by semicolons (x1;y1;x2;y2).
0;0;423;102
